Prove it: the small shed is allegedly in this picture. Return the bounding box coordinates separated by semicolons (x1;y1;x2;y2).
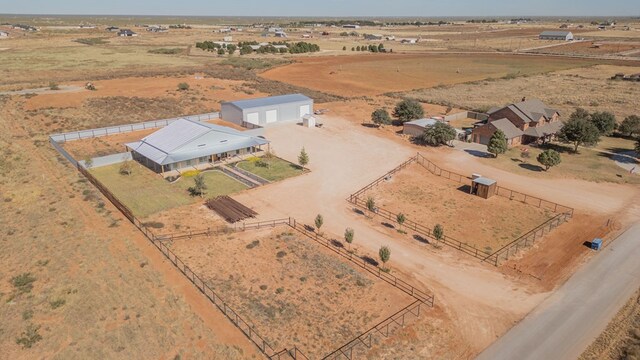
471;176;497;199
302;114;316;128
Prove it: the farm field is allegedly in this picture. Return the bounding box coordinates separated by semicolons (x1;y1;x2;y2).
260;53;603;97
364;163;555;252
529;40;640;56
166;228;416;358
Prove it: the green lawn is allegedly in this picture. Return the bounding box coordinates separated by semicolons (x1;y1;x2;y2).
176;170;248;198
477;139;640;185
91;165;247;218
235;157;303;182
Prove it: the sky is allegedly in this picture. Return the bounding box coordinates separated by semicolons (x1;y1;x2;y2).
0;0;638;17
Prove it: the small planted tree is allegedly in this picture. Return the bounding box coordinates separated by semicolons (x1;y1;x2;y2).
558;109;601;152
366;196;376;217
393;98;424;123
84;158;93;169
344;227;354;252
342;46;347;51
298;147;309;170
537;149;561;171
396;213;406;232
314;214;323;234
379;246;391;271
371;108;392;126
433;224;444;241
188;174;207;197
418;122;457;146
177;82;190;91
487;130;508;158
49;82;60;90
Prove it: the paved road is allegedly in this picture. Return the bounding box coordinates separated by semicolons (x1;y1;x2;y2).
476;224;640;360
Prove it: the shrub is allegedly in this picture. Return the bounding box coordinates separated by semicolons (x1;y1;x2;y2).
11;273;36;293
537;149;562;171
433;224;444;241
177;82;190;91
16;324;42;349
618;115;640;137
50;298;66;309
417;122;456;146
49;82;60;90
371;108;391;126
148;48;183;54
181;169;201;178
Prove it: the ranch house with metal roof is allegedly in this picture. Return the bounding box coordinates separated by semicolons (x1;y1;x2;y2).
125;118;269;174
221;94;313;127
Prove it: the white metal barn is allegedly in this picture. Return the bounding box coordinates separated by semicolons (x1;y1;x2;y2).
221;94;314;127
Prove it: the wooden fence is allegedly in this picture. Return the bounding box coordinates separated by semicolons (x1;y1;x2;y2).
349;153;575;266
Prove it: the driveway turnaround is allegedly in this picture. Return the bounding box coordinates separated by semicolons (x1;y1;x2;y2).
476;223;640;360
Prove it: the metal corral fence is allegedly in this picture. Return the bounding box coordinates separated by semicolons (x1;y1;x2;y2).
322;300;424;360
155;218;292;241
484;211;573;266
49;136;78;167
50;112;220;143
349;153;575;265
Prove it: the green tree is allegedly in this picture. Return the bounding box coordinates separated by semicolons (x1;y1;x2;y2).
379;246;391;271
433;224;444;241
378;43;385;52
84;157;93;169
487;129;508;158
418;122;457;146
356;45;361;51
396;213;406;231
298;147;309;169
344;227;354;251
188;174;207;197
393;98;424;123
537;149;562;171
636;138;640;155
227;44;237;54
314;214;323;233
590;111;616;136
342;46;347;50
366;196;376;217
217;48;226;55
558;109;601;152
371;108;391;126
239;44;253;55
618;115;640;137
177;82;190;91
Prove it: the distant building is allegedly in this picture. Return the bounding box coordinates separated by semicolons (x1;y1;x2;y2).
364;34;383;40
267;27;283;33
274;31;288;38
0;31;8;38
221;94;314;127
147;26;168;33
218;28;232;33
401;38;418;44
342;24;360;29
402;118;440;137
105;26;120;32
117;29;138;37
539;31;573;41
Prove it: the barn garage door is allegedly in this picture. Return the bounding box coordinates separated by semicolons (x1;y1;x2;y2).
246;112;259;125
299;105;310;117
265;109;278;123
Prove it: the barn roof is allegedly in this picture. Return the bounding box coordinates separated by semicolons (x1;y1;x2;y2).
540;31;573;37
125;119;269;165
223;94;312;110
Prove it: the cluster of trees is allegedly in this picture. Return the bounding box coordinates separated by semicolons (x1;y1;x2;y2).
288;41;320;54
557;108;617;153
349;44;387;53
339;31;360;37
466;19;499;23
384;21;449;26
195;41;238;55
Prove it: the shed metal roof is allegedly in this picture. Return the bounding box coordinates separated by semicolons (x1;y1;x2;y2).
125;119;269;165
405;118;439;127
224;94;312;111
540;31;573;37
473;177;497;186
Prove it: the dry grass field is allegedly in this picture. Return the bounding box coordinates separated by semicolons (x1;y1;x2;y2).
399;64;640;120
167;228;415;358
364;163;554;252
529;40;640;56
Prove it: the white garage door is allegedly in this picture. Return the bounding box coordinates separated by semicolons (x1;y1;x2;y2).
299;105;310;117
265;109;278;123
246;112;259;125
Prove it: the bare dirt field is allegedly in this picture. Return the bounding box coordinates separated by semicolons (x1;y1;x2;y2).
399;64;640;120
260;53;602;97
580;288;640;360
363;162;554;252
166;227;415;358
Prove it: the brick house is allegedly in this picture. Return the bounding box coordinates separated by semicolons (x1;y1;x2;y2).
472;99;562;146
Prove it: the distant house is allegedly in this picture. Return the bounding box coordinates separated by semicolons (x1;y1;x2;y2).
342;24;360;29
117;29;138;37
218;28;232;33
223;35;233;42
274;31;288;38
147;26;168;33
0;31;8;38
385;35;396;41
105;26;120;32
267;27;283;33
539;31;574;41
401;38;419;44
471;99;562;146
